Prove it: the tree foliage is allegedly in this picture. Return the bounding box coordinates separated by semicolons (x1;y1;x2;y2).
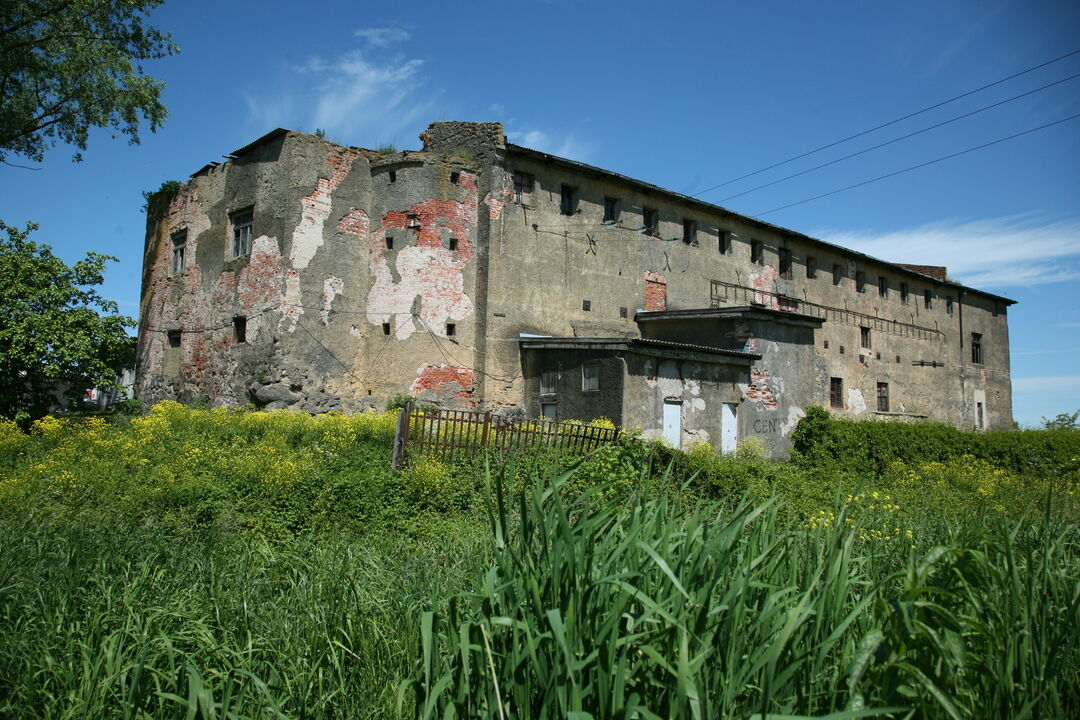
0;0;178;164
0;221;135;421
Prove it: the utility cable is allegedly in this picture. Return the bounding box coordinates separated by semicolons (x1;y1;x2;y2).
752;112;1080;217
718;70;1080;203
692;48;1080;197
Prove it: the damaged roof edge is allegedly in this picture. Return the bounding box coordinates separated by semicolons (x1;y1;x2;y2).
505;143;1015;306
519;336;762;361
635;306;826;326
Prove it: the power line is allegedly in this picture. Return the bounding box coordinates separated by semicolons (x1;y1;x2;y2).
752;112;1080;218
692;48;1080;197
717;71;1080;203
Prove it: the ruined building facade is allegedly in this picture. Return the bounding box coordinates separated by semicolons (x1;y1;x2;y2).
136;122;1014;455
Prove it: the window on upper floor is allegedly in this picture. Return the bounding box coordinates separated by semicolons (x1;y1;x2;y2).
751;239;764;264
560;184;578;216
856;271;866;293
450;171;460;184
900;282;909;303
582;299;591;312
878;276;888;298
643;207;659;236
806;256;817;279
682;219;697;246
830;377;844;409
946;297;954;315
971;332;983;365
860;326;872;349
512;171;533;203
924;290;933;309
779;248;793;279
718;230;732;254
603;196;619;224
832;263;843;285
233;316;247;344
540;369;558;395
877;382;889;412
171;229;187;275
231;208;253;257
582;363;600;392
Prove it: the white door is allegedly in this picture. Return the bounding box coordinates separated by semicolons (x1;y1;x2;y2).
721;403;738;454
662;400;682;449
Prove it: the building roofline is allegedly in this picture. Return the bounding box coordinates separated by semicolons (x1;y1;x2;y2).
635;306;826;326
519;336;761;361
506;143;1016;306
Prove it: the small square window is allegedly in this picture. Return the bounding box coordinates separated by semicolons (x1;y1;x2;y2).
560;184;578;216
512;172;533;203
449;171;460;184
924;290;933;309
718;230;731;254
856;271;866;293
830;377;844;409
878;276;888;298
877;382;889;412
448;237;458;251
382;322;391;336
751;239;763;264
446;323;456;337
167;329;181;348
682;219;697;246
171;229;187;275
231;208;253;257
832;263;843;285
603;197;619;224
643;207;659;236
900;282;909;303
779;248;792;279
582;299;591;312
619;306;628;318
540;369;558;395
971;332;983;365
860;326;872;349
233;316;247;344
582;363;600;392
806;256;817;279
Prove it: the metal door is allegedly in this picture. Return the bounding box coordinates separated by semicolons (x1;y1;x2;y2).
662;400;682;449
721;403;738;454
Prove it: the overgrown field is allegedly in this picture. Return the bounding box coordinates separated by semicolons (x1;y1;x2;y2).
1;403;1078;718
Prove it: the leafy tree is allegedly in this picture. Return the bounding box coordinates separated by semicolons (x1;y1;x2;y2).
0;0;178;164
0;221;135;422
1041;409;1080;431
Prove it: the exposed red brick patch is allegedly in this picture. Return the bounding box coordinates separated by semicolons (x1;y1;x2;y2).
745;368;778;410
411;363;475;402
644;271;667;311
338;208;369;236
897;264;948;281
749;265;779;309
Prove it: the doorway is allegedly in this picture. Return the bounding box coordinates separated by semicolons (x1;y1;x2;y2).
721;403;738;454
662;399;682;449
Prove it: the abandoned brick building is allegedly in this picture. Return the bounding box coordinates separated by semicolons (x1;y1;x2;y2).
136;121;1014;455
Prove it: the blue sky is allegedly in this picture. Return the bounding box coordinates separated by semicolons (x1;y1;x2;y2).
1;0;1078;425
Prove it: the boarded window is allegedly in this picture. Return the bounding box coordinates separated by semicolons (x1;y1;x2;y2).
560;184;577;216
512;172;533;203
860;326;872;349
582;363;600;392
971;333;983;364
643;207;659;236
231;208;253;257
540;369;558;395
877;382;889;412
603;196;619;223
830;377;844;409
171;229;187;275
779;248;792;279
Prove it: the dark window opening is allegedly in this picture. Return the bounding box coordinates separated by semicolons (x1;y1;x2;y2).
860;326;872;349
582;299;591;312
839;345;845;354
231;208;253;257
896;355;901;363
900;282;909;303
718;230;731;254
603;197;619;224
619;306;628;318
823;340;829;349
448;237;458;251
446;323;455;337
167;330;181;348
779;248;793;279
877;382;889;412
682;219;697;246
511;172;533;203
560;184;578;216
407;213;420;229
233;316;247;344
924;290;933;309
385;237;394;250
582;363;600;392
643;207;659;236
382;322;391;336
806;256;817;279
449;171;460;184
830;377;844;409
856;271;866;293
971;332;983;364
977;402;984;429
946;297;954;315
878;276;888;298
540;369;557;395
389;170;397;183
751;239;763;264
832;263;843;285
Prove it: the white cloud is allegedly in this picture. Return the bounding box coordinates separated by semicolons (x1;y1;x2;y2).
506;127;591;161
354;27;410;47
815;215;1080;289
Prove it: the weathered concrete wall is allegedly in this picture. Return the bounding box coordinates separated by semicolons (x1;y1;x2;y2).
521;347;625;424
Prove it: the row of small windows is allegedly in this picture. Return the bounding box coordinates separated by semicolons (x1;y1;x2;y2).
540;364;600;395
166;317;247;348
